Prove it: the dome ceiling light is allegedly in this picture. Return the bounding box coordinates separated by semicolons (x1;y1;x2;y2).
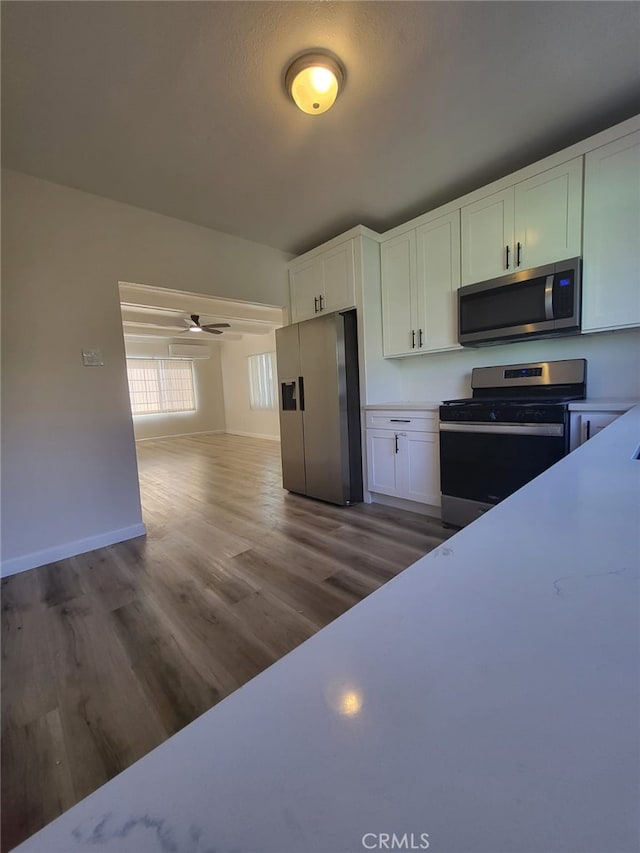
285;51;345;115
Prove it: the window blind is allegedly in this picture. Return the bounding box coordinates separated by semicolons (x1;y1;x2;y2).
248;351;277;410
126;358;196;415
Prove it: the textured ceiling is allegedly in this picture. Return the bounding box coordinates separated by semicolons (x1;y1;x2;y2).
2;1;640;255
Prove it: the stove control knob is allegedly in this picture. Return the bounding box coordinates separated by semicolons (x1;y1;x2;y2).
489;411;497;421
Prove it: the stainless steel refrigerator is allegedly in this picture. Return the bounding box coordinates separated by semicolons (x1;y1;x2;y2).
275;309;363;505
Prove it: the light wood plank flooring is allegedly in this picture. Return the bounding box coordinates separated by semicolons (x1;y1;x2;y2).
1;433;452;851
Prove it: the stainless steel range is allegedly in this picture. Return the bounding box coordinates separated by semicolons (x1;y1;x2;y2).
439;359;587;528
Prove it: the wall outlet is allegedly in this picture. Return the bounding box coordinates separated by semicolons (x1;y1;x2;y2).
82;348;104;366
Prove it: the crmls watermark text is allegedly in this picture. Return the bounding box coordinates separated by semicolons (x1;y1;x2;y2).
362;833;430;850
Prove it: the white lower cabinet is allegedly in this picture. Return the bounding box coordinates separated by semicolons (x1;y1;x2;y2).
365;410;440;506
569;411;622;451
402;431;440;505
366;429;401;495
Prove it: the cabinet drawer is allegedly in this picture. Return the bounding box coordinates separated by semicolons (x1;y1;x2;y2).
365;410;437;432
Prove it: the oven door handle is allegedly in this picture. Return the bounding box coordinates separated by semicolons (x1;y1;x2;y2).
440;422;564;437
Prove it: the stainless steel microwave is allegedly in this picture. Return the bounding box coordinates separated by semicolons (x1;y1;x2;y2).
458;258;581;346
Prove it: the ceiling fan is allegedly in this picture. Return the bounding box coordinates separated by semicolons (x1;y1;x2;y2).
181;314;231;335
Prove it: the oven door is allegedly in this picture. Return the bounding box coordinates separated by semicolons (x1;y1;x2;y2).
439;422;568;506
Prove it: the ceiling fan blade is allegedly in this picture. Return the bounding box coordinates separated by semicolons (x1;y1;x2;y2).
201;322;231;330
203;327;224;335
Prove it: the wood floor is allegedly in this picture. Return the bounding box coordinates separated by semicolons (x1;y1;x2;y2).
1;433;451;851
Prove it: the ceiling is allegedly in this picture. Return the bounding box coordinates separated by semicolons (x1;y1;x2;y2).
2;2;639;255
119;281;284;344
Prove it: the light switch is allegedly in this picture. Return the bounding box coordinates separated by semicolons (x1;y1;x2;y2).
82;348;104;366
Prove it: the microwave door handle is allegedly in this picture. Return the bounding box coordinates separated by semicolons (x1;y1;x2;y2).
544;274;555;320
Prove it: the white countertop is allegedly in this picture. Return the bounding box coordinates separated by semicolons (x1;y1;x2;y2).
364;399;638;413
567;398;639;412
14;407;640;853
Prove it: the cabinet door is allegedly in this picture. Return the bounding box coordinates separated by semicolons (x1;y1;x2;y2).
381;231;417;357
461;188;514;285
514;157;583;270
366;430;400;496
290;259;322;323
573;412;620;444
321;241;356;314
416;211;462;352
582;131;640;332
397;431;440;505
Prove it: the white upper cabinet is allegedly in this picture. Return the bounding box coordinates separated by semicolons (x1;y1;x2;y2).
381;231;417;356
322;242;356;314
289;259;321;323
461;188;514;285
290;239;356;323
582;130;640;333
416;210;461;353
381;210;461;358
461;157;583;286
514;158;583;270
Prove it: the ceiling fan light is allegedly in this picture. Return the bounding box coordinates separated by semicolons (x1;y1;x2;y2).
285;52;344;115
189;326;202;332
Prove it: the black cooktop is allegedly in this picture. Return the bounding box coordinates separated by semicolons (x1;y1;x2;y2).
439;394;580;424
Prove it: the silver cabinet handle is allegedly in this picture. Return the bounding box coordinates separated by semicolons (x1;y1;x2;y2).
314;296;319;313
394;433;399;454
411;330;416;348
319;294;324;310
505;245;510;269
390;419;411;423
419;328;424;348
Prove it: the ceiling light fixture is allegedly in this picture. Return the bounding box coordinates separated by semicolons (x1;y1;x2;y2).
285;51;345;115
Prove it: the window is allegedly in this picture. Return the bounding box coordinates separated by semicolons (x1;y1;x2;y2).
126;359;196;415
248;351;277;410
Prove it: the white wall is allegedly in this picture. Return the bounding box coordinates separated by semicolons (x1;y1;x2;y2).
124;339;226;441
396;329;640;402
220;332;281;440
1;169;289;574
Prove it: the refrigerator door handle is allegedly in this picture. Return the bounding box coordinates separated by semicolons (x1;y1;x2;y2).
298;376;305;411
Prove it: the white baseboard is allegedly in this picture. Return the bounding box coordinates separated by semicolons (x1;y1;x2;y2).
370;492;441;519
224;430;280;442
135;429;225;442
0;523;147;578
